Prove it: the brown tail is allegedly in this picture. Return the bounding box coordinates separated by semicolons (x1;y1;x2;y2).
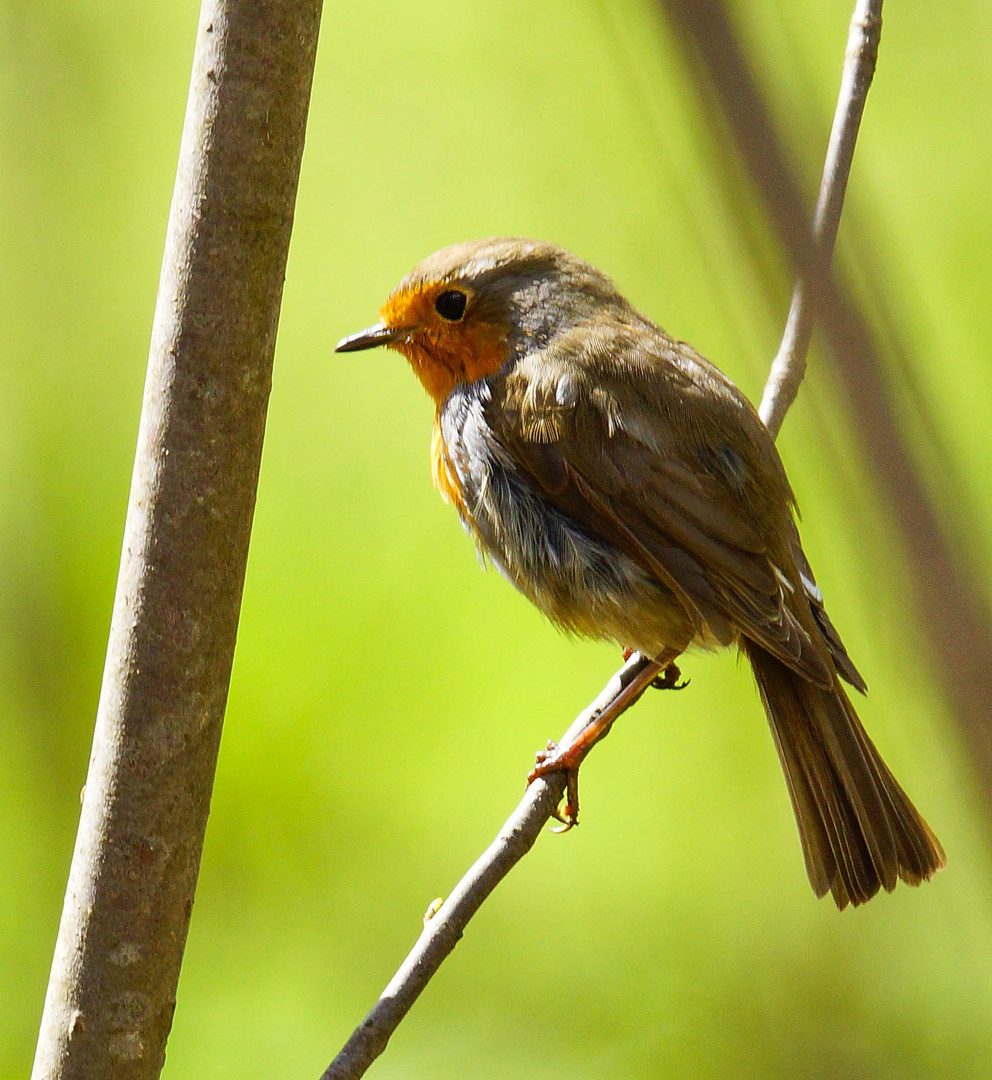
744;642;945;908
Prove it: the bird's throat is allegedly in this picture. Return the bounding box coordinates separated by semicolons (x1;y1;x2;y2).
398;328;507;405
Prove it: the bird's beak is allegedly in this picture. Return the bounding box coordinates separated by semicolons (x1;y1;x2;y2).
334;322;402;353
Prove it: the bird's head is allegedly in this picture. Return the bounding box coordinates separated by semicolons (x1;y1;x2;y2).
335;238;628;406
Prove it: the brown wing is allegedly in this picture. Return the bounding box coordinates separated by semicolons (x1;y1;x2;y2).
487;323;853;690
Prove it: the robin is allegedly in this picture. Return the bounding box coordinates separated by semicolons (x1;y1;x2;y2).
336;237;945;908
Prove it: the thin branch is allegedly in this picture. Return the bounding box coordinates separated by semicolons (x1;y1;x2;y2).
662;0;992;791
760;0;882;436
319;3;892;1076
32;2;322;1077
320;653;663;1080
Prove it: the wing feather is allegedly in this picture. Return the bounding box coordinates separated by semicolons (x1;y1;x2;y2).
487;325;855;688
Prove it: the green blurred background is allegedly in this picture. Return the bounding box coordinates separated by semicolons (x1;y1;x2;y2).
3;0;991;1076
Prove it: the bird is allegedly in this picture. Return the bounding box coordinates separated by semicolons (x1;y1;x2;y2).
335;237;945;908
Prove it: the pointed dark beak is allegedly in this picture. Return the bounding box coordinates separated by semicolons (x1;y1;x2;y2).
334;322;402;353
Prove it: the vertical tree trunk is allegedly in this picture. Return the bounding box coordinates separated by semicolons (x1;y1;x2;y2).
32;1;323;1076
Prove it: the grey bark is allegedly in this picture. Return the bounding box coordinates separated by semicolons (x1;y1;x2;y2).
321;653;661;1080
32;0;323;1076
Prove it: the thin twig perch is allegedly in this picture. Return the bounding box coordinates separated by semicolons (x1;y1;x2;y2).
670;0;992;791
319;4;882;1076
321;653;662;1080
760;0;882;436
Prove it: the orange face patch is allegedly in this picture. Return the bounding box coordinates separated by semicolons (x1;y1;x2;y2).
380;282;510;406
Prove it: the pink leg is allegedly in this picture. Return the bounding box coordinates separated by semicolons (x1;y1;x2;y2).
528;650;682;827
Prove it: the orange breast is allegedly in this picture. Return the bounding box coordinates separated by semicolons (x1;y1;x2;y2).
431;417;467;515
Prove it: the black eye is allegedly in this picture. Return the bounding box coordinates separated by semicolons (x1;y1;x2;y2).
435;289;467;321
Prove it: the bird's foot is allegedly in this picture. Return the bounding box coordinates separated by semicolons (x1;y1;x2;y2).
531;649;681;831
528;739;586;831
651;662;689;691
621;650;688;691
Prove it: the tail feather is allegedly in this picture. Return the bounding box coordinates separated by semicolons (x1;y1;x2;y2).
745;641;945;908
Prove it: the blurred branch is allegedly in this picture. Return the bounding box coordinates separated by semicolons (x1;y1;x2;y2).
320;653;664;1080
659;0;992;788
31;1;322;1078
760;0;881;437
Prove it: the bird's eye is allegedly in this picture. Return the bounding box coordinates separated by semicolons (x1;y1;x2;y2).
435;289;468;321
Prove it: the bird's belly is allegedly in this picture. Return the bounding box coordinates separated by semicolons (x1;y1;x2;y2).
470;487;695;655
437;391;696;656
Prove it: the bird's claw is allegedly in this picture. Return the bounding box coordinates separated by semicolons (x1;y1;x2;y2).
651;662;689;691
528;652;681;832
529;740;582;830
